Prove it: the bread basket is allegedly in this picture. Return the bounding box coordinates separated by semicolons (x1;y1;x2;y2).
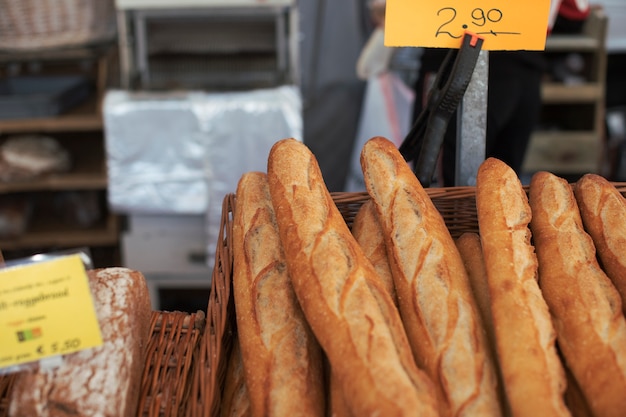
188;185;504;417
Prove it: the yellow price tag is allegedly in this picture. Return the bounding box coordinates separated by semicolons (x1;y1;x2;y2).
385;0;551;50
0;254;102;369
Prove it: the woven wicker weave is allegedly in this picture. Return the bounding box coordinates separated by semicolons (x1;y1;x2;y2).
0;0;116;51
0;310;205;417
198;183;626;417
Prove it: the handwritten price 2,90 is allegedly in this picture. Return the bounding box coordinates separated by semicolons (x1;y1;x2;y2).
436;7;521;38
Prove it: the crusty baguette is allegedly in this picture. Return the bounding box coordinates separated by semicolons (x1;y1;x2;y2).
352;199;398;306
455;232;508;417
329;370;354;417
529;170;626;417
267;138;439;417
361;136;501;417
476;159;570;417
9;267;151;417
232;171;325;417
562;357;593;417
574;173;626;314
455;233;494;350
220;340;252;417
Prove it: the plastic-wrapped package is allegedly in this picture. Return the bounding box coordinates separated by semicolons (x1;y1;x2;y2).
103;86;302;265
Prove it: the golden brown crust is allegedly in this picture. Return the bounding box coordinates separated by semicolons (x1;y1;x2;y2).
529;171;626;417
220;340;252;417
328;371;354;417
9;267;152;417
476;158;570;417
361;137;501;417
455;233;493;349
455;232;509;416
574;173;626;314
232;171;325;417
267;138;439;417
351;199;398;307
562;357;593;417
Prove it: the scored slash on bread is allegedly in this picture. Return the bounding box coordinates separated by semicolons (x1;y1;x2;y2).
574;173;626;315
232;171;325;417
361;137;501;417
476;158;571;417
529;171;626;417
267;138;439;417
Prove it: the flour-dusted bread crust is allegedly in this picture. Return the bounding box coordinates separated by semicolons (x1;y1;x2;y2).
232;171;325;417
361;137;501;417
351;199;398;306
9;267;151;417
529;171;626;417
267;138;438;417
476;159;570;417
574;173;626;314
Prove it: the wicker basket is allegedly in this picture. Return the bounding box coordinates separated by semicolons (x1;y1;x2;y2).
197;183;626;416
0;310;205;417
191;187;491;417
0;0;117;51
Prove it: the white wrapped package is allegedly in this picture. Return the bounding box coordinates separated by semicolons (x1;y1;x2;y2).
104;86;302;266
104;86;302;215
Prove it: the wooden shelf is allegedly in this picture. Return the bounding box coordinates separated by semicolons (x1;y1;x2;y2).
523;131;601;174
541;83;604;103
0;44;120;256
0;95;103;134
0;213;119;250
522;6;607;176
545;35;599;52
0;134;108;193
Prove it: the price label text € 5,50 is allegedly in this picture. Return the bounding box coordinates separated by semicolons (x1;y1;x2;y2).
384;0;551;51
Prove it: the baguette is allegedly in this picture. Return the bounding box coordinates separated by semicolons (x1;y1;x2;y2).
267;138;438;417
360;136;501;417
328;370;353;417
232;171;325;417
220;340;252;417
455;233;494;353
529;170;626;417
476;158;570;417
455;233;508;417
352;199;398;306
9;267;151;417
573;173;626;314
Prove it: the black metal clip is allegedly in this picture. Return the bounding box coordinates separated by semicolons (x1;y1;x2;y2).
399;32;484;187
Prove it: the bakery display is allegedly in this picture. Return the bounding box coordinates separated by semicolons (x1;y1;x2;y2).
4;134;626;417
8;267;152;417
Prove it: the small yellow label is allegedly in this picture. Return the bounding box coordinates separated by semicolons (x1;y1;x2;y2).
0;255;102;369
385;0;551;50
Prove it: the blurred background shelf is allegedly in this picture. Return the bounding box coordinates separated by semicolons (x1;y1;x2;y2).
522;6;608;179
0;44;121;267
